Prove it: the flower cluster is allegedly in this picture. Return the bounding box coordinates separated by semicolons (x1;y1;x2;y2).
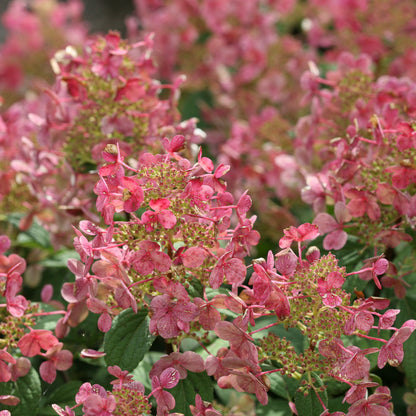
59;138;259;337
0;235;72;393
297;53;416;252
49;139;414;415
0;31;202;247
0;0;87;107
134;0;416;242
0;1;416;415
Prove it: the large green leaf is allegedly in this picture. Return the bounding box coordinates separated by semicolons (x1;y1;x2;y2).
399;297;416;390
0;368;41;416
132;351;164;392
294;372;328;416
104;308;154;371
6;213;51;249
257;397;292;416
34;303;62;332
269;373;289;400
38;381;83;416
169;371;214;416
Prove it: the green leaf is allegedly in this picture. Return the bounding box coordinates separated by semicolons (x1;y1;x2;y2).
267;371;289;400
132;351;164;392
33;303;61;332
170;371;214;416
185;275;204;298
7;213;51;249
63;312;103;349
104;308;154;372
294;372;328;416
325;378;348;397
0;368;41;416
39;381;83;416
195;336;229;361
252;318;304;354
403;333;416;390
399;297;416;390
327;396;349;414
257;397;292;416
41;250;79;268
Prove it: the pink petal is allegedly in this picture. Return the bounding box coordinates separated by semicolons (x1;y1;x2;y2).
40;360;57;384
323;230;348;250
182;247;208;268
313;213;339;234
159;367;180;389
157;210;177;229
98;313;112;333
334;201;352;223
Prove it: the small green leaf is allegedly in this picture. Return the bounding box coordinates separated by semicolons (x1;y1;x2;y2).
294;372;328;416
170;371;214;416
0;368;41;416
104;308;154;372
185;276;204;298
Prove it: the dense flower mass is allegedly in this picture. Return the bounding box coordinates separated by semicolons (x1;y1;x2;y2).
0;1;416;416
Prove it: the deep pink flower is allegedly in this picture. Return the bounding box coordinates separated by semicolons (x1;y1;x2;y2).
131;240;171;275
218;367;269;405
141;198;177;231
121;176;144;213
10;357;31;381
346;387;392;416
190;394;222;416
209;254;246;291
317;271;345;307
195;299;222;330
162;134;186;156
150;351;204;380
279;223;319;249
5;272;28;317
344;310;374;335
378;320;416;369
313;202;351;250
86;296;113;332
39;343;73;384
345;189;380;221
378;309;400;331
343;381;379;404
0;348;16;382
150;294;198;339
275;248;298;276
0;235;10;254
181;246;208;268
358;257;389;290
339;346;378;381
17;329;59;357
0;395;19;406
214;319;257;364
150;368;179;414
108;365;135;388
52;404;75;416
